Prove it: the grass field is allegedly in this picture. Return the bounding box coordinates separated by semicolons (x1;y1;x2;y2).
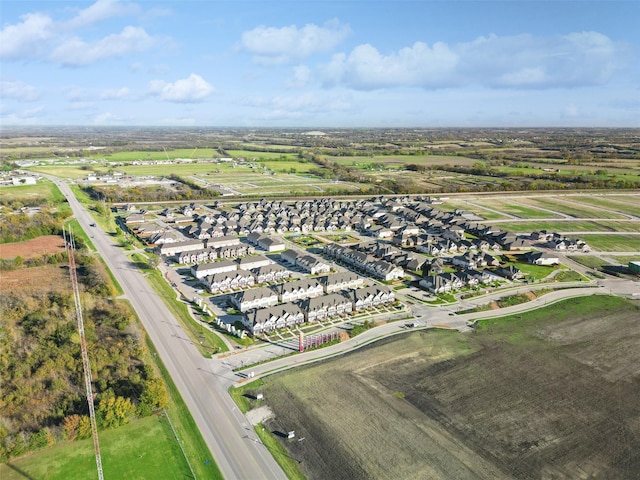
242;295;640;480
104;148;220;161
518;197;628;219
568;194;640;216
0;415;192;480
466;198;562;219
578;234;640;252
491;220;640;234
226;150;300;160
0;179;65;204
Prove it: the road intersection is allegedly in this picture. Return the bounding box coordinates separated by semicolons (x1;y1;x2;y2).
54;176;639;479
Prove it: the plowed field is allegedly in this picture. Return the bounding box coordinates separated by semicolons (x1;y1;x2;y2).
253;296;640;480
0;235;65;259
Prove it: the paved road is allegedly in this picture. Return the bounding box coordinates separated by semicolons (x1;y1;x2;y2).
52;177;287;480
218;277;640;388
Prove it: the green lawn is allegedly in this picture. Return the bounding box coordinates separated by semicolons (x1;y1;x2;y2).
512;262;557;281
0;415;192;480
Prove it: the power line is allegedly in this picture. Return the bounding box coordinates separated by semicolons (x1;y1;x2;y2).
64;226;104;480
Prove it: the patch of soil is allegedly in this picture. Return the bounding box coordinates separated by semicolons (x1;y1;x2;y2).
0;235;65;260
0;264;69;294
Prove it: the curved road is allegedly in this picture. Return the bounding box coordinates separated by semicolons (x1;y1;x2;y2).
53;177;287;480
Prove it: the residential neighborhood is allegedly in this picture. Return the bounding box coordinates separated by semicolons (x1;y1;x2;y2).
123;194;586;336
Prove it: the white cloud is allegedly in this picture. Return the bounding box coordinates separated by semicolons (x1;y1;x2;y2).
286;65;312;88
1;105;46;124
240;19;350;65
64;0;140;30
323;31;630;90
149;74;214;102
1;79;40;101
0;13;54;59
242;91;352;119
93;112;122;124
325;42;458;89
100;87;130;99
51;26;156;66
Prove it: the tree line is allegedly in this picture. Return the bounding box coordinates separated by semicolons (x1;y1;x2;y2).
0;246;168;462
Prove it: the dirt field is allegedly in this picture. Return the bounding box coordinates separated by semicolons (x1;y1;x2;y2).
252;296;640;480
0;264;69;294
0;235;65;259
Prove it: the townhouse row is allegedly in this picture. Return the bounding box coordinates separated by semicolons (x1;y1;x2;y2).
240;285;396;334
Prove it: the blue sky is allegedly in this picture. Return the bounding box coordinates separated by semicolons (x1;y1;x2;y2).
1;0;638;127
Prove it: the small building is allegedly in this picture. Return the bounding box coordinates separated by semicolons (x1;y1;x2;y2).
192;260;237;279
232;286;279;312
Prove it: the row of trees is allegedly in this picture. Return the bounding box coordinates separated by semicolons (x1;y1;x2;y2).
81;178;219;204
0;209;71;243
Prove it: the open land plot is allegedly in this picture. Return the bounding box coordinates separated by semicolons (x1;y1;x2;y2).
577;234;640;252
0;415;192;480
0;179;66;204
255;160;317;173
28;164;107;179
102;148;220;161
251;296;640;480
118;162;253;177
200;172;364;196
226;149;300;159
328;154;479;169
0;264;69;293
492;220;640;234
566;194;640;217
0;235;65;259
465;198;562;219
516;196;629;219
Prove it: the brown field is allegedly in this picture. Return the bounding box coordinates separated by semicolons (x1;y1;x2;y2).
250;296;640;480
0;235;65;259
0;264;69;294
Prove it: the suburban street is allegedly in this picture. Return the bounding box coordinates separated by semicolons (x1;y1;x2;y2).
51;176;640;480
51;177;288;480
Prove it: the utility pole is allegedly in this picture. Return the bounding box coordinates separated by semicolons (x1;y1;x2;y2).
64;227;104;480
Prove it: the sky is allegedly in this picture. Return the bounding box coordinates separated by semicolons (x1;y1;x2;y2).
1;0;639;127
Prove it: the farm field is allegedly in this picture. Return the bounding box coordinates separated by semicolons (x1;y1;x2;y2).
247;296;640;480
0;415;192;480
0;235;65;259
328;154;478;169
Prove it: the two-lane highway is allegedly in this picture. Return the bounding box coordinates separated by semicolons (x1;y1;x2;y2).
53;177;287;480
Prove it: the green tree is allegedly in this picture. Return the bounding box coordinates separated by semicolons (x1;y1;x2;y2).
138;378;169;416
97;395;135;429
78;415;92;439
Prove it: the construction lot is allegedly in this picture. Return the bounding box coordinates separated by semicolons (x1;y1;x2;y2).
247;296;640;479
